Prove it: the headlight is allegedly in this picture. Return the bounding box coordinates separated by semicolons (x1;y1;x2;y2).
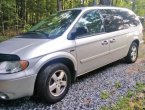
0;60;29;74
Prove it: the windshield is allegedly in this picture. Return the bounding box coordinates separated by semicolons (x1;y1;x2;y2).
27;10;81;39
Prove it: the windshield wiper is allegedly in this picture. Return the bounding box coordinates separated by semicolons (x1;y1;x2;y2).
28;31;50;38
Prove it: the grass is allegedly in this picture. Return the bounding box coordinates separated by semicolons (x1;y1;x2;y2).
101;40;145;109
114;81;122;89
0;36;11;42
101;83;145;110
100;91;110;100
100;82;122;100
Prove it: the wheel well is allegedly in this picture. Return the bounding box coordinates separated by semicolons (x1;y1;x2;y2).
41;58;76;80
46;58;76;82
33;58;76;95
34;58;76;90
133;39;139;46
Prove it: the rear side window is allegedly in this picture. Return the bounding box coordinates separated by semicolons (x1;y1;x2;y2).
117;10;140;29
99;9;140;33
99;9;124;32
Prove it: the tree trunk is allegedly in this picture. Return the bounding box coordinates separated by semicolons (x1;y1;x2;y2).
94;0;97;5
16;0;26;27
2;11;5;35
100;0;112;6
46;0;49;16
37;0;40;22
57;0;62;11
132;0;136;11
81;0;85;5
114;0;118;6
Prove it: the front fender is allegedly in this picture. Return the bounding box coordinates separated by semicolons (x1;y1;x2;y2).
33;52;77;74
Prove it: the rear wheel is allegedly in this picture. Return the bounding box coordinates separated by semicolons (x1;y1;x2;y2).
124;42;138;63
36;63;71;103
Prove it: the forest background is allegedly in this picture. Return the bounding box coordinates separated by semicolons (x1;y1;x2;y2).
0;0;145;37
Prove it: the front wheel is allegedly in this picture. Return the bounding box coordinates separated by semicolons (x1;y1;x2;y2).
36;63;71;103
124;42;138;63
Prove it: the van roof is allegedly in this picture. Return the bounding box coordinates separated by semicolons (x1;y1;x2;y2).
67;6;130;11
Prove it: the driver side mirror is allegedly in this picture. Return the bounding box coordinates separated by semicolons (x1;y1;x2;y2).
69;32;76;40
69;27;88;40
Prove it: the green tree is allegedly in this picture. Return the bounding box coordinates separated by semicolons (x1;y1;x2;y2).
0;0;145;36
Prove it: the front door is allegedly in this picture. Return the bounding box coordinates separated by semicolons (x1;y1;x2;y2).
72;10;110;75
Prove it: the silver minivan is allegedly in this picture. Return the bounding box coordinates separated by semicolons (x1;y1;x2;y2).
0;6;144;103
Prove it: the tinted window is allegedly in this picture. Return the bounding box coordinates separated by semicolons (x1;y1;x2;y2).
99;9;124;32
74;10;104;38
117;10;140;29
99;9;140;32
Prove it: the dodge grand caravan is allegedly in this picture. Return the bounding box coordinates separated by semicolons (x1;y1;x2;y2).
0;6;144;103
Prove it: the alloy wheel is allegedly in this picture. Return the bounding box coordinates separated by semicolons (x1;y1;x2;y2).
49;70;67;97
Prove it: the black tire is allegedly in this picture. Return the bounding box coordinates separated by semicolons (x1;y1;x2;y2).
35;63;71;104
124;42;138;63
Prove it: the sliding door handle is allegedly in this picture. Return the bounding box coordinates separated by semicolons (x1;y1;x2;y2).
110;39;116;43
102;40;109;45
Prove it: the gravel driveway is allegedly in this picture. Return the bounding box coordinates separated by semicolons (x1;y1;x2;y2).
0;58;145;110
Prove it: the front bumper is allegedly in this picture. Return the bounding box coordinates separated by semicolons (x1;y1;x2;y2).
0;74;36;100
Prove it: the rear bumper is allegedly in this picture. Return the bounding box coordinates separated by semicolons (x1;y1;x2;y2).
0;75;36;100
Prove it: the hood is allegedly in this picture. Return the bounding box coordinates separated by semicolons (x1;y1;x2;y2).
0;37;50;58
0;34;74;60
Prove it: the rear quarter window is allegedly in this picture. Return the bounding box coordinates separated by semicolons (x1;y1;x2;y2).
117;10;140;29
99;9;124;33
99;9;140;33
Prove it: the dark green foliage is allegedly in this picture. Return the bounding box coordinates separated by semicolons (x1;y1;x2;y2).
0;0;145;36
